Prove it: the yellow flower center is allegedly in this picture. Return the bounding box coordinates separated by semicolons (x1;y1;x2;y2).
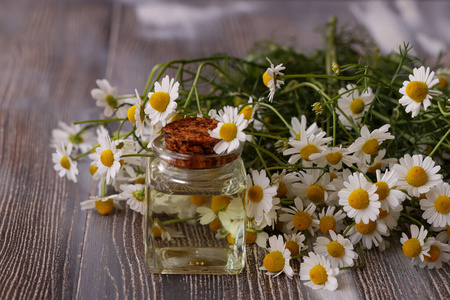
209;218;222;232
434;196;450;214
170;113;183;123
319;216;337;234
327;241;345;258
152;226;162;238
285;240;300;257
95;198;114;215
89;164;98;175
378;208;389;219
293;211;313;231
248;186;264;203
262;71;272;88
134;177;145;184
350;98;365;114
306;184;325;204
127;105;137;123
438;77;448;90
276;182;288;198
239;105;254;121
424;245;441;263
60;156;71;170
100;149;114;167
105;94;117;108
227;234;235;245
190;195;208;206
300;144;319;161
219;123;238;142
325;152;343;165
361;138;379;155
355;220;377;235
375;181;390;201
312;102;324;115
367;162;382;174
149;91;170;112
406;166;428;187
263;251;285;273
246;231;257;244
132;189;145;202
210;195;231;213
329;172;338;181
406;81;429;103
309;265;328;285
348;188;370;209
402;238;422;258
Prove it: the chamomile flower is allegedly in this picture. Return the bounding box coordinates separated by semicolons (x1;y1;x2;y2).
348;125;395;165
145;75;179;126
209;106;248;154
338;172;380;224
374;169;406;211
377;204;402;230
300;252;339;291
312;206;346;235
399;66;441;118
434;226;450;244
80;195;122;215
337;84;374;127
91;79;125;117
400;225;433;264
309;145;359;169
197;195;232;229
290;115;322;141
260;235;294;278
51;121;96;153
420;181;450;227
418;237;450;269
262;57;285;102
246;169;278;225
238;97;259;123
91;132;123;184
436;67;450;90
393;154;442;197
237;220;269;248
151;218;174;241
271;170;301;199
279;197;317;236
363;149;397;174
283;232;307;258
314;230;356;268
292;169;335;205
119;184;145;215
129;89;149;139
52;143;78;183
347;219;389;249
283;131;332;166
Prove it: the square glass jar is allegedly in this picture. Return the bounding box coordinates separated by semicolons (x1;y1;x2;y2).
145;135;248;274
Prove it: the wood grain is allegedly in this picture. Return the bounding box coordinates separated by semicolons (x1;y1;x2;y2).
0;1;449;300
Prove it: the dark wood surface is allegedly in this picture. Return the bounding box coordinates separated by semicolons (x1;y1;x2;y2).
1;1;450;299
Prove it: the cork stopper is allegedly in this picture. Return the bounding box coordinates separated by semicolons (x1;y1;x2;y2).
153;117;242;169
163;117;220;155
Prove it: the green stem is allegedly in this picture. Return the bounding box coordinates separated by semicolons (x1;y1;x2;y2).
343;222;355;236
246;228;264;233
121;154;155;158
161;216;200;226
429;127;450;157
257;102;295;134
73;118;126;125
243;131;289;141
339;244;366;270
400;212;423;227
101;180;106;197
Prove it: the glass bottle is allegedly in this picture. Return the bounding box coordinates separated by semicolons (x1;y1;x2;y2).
145;135;247;274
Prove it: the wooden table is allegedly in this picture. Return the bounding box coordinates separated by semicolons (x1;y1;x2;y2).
1;1;449;299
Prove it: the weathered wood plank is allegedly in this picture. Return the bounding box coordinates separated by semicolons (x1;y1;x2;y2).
0;1;112;299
